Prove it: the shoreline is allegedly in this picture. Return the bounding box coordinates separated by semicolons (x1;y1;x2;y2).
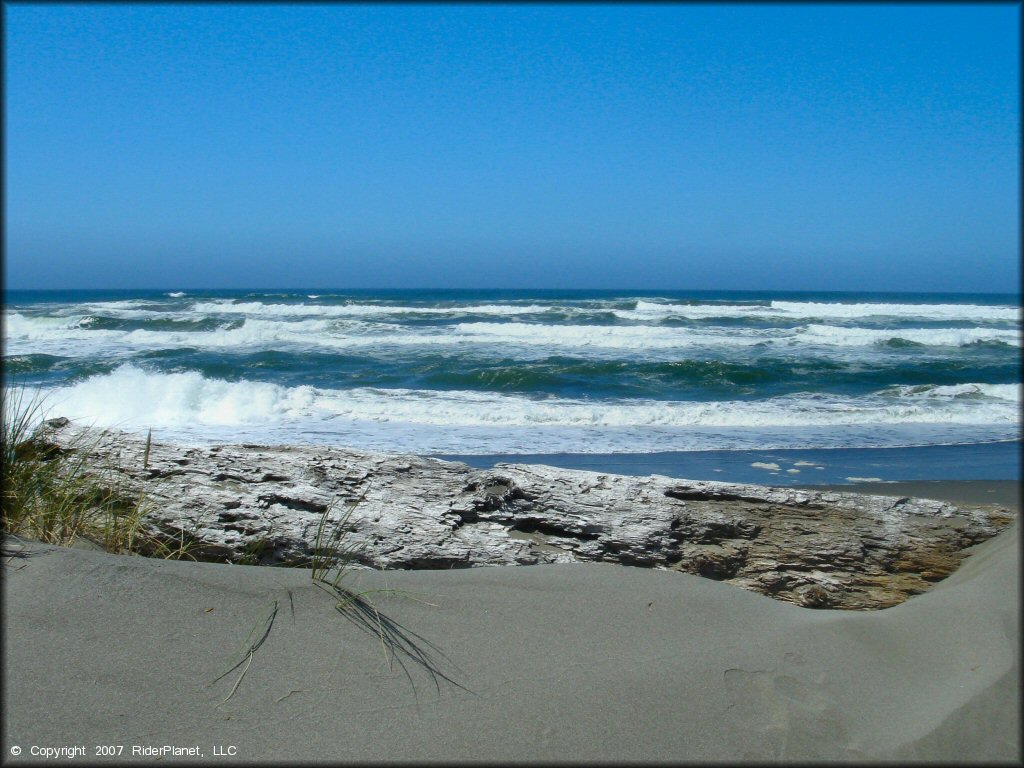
807;479;1021;511
17;422;1019;612
436;439;1022;487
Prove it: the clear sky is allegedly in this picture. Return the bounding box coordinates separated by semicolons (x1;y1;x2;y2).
4;3;1020;292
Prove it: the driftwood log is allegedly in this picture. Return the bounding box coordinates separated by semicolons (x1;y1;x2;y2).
41;420;1016;610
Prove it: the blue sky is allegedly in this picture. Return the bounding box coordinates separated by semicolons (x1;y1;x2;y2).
4;3;1019;291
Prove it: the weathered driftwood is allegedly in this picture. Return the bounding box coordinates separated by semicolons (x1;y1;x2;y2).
42;420;1015;610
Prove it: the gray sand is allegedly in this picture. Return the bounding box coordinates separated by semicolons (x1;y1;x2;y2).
3;484;1019;763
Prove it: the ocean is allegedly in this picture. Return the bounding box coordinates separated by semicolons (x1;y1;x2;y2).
3;288;1020;485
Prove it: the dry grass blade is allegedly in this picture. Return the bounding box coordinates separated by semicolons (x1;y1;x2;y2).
1;383;197;561
211;600;279;705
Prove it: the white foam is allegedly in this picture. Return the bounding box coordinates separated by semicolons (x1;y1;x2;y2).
167;291;186;298
882;383;1022;402
2;312;123;342
772;301;1020;321
449;322;1020;350
447;322;765;349
616;300;775;321
74;300;150;311
3;313;356;354
4;312;80;338
28;366;1021;433
188;300;563;318
121;317;341;349
30;365;317;428
616;300;1021;322
6;306;1018;358
796;324;1020;347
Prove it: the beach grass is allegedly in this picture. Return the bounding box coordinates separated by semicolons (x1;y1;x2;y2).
307;495;466;694
310;493;417;624
210;495;467;703
1;385;194;559
3;385;464;695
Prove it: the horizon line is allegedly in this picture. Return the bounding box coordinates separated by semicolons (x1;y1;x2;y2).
4;286;1022;299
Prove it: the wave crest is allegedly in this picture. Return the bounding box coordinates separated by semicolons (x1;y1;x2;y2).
26;365;1021;432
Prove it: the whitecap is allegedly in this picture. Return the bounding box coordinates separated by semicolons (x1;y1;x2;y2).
27;366;1021;434
615;300;1020;323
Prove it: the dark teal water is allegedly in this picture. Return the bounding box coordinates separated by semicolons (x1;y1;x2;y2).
3;289;1020;479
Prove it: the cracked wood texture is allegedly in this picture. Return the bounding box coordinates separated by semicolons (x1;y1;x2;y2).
42;421;1016;610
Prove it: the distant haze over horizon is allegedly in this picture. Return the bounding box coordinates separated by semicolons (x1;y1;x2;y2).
5;4;1019;293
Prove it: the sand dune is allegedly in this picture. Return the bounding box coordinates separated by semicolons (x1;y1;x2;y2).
3;508;1018;763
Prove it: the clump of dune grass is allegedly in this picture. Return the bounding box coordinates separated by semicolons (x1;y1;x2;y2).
310;493;369;587
1;385;194;559
210;495;466;704
2;386;465;697
212;495;467;704
308;494;467;694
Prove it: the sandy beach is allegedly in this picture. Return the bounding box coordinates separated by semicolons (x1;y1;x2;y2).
3;478;1018;763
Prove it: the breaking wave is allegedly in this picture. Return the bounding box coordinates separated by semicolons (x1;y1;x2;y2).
29;366;1021;435
6;290;1019;454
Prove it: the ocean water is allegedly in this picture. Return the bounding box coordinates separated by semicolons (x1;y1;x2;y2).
3;288;1020;483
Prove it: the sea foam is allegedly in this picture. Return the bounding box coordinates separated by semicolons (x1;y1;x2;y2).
5;308;1018;358
32;365;316;428
616;300;1020;322
188;300;564;318
6;291;1019;454
30;365;1021;433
